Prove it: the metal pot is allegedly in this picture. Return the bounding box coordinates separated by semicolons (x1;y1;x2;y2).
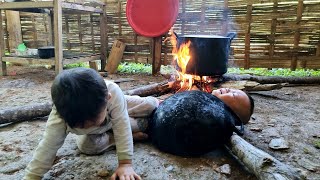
38;46;55;59
175;32;236;76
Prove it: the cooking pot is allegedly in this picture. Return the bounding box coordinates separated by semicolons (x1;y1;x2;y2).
38;46;55;59
174;32;236;76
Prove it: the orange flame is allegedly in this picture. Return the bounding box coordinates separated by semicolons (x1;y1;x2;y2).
169;30;194;90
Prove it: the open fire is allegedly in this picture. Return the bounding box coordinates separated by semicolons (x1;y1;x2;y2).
168;31;220;93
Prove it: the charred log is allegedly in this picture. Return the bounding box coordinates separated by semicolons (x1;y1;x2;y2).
226;134;306;180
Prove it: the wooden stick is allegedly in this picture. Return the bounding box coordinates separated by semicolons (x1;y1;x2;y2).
226;134;306;180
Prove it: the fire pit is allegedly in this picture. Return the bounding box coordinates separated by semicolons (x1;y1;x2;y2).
166;31;236;93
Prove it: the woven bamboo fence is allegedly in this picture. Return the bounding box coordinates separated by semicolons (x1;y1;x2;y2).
1;0;320;69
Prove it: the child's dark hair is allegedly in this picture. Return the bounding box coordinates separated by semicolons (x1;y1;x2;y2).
51;68;108;128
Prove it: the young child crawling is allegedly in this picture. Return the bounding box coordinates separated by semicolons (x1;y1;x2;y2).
24;67;159;180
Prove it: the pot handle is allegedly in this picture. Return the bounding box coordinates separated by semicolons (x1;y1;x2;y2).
226;32;237;41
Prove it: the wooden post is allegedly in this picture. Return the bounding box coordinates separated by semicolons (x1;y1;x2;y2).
100;3;107;71
65;15;71;50
90;14;96;53
200;0;206;34
317;41;320;57
5;11;22;52
44;13;53;46
46;12;54;46
134;33;138;63
0;10;7;76
244;3;252;69
152;36;162;75
269;0;278;69
31;14;38;48
54;0;63;75
117;0;122;37
221;0;229;35
163;33;168;66
77;14;83;52
291;0;303;70
181;0;186;35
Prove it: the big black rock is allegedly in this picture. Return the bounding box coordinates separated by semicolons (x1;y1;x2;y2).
150;90;242;156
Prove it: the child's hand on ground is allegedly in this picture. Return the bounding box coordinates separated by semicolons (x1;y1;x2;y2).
110;160;141;180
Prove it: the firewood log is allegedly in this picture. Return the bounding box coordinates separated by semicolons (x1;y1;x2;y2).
223;74;320;84
226;134;306;180
0;102;52;125
123;81;172;97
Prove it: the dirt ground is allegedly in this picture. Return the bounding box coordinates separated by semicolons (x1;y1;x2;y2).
0;65;319;180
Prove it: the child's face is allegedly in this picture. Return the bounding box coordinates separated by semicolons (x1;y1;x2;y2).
81;93;111;129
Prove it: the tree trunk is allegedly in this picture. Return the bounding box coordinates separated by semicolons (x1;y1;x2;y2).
226;134;306;180
0;102;52;125
223;74;320;84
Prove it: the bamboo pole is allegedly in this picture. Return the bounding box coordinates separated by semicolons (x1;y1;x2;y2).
200;0;206;34
90;14;96;53
117;0;122;37
134;33;138;63
221;0;229;35
31;14;38;48
100;3;107;71
291;0;304;70
0;10;7;76
181;0;186;35
77;14;83;53
269;0;278;69
65;15;71;50
244;3;252;69
44;14;52;46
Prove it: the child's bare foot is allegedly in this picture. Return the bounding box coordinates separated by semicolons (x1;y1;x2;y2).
132;132;148;141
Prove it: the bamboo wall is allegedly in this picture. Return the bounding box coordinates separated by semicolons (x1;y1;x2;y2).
1;0;320;69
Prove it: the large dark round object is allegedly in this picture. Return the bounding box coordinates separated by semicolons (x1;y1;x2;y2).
175;33;236;76
150;90;243;156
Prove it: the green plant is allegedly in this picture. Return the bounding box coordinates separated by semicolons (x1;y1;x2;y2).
117;62;152;74
64;62;89;69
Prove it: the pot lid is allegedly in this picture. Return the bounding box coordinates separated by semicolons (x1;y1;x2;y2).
126;0;179;37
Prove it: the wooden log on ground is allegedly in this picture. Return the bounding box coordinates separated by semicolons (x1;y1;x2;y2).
226;134;306;180
219;80;285;91
0;102;52;125
0;82;172;124
223;74;320;84
123;81;172;97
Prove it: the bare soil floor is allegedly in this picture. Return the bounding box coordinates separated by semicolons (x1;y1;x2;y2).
0;66;319;180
